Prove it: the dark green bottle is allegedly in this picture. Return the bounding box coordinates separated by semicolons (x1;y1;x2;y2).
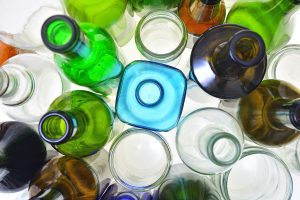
0;122;46;192
38;90;114;158
41;15;123;95
227;0;300;53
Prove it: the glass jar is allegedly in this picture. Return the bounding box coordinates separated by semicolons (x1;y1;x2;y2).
177;108;244;175
267;44;300;88
109;128;172;191
135;10;188;66
214;146;293;200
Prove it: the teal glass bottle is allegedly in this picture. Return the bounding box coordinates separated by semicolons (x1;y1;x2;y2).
41;15;123;95
38;90;114;158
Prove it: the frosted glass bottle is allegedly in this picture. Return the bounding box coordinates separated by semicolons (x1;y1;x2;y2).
0;54;64;123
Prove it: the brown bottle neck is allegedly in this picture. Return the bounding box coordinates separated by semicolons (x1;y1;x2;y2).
29;188;64;200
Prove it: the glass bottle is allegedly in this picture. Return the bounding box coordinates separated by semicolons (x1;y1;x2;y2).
226;0;300;53
0;53;64;123
0;122;47;192
0;0;64;51
267;44;300;88
62;0;135;47
38;90;114;157
158;164;221;200
109;128;172;191
191;24;267;99
177;108;243;175
41;15;124;95
213;146;293;200
178;0;226;47
28;156;98;200
116;60;187;132
0;41;29;65
135;10;188;66
220;79;300;147
129;0;181;17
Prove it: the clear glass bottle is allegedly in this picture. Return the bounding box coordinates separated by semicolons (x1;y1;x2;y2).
135;10;188;66
219;79;300;147
109;128;172;191
41;15;124;95
191;24;267;99
116;60;187;132
0;0;64;51
227;0;300;53
267;44;300;89
129;0;181;17
176;108;243;175
38;90;114;158
0;122;47;193
0;53;64;123
178;0;226;48
62;0;135;47
28;156;98;200
213;146;293;200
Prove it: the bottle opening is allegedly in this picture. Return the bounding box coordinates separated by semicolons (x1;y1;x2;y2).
207;132;241;166
38;111;75;144
229;30;266;67
41;15;80;53
135;79;164;106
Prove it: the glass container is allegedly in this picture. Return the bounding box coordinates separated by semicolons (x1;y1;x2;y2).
191;24;267;99
109;128;172;191
177;108;244;175
135;10;188;66
38;90;114;158
0;53;64;123
214;146;293;200
41;15;124;95
267;44;300;88
0;41;29;65
116;60;187;132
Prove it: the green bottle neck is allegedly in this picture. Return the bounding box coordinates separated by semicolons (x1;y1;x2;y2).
30;188;65;200
38;110;87;145
42;15;91;59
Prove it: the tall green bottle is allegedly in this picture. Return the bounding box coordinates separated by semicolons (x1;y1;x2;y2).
41;15;123;95
38;90;114;158
227;0;300;53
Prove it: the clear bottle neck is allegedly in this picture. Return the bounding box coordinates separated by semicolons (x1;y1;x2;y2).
0;64;34;106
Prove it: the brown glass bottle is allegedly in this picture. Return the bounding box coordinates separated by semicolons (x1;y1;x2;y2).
178;0;226;36
224;79;300;147
28;156;98;200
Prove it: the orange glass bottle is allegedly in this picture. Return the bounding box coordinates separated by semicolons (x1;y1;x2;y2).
178;0;226;36
0;41;19;65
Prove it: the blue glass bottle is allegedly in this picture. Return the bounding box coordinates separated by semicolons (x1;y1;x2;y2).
116;61;187;131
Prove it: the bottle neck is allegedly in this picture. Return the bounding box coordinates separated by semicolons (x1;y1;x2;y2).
0;64;34;106
189;0;222;22
30;188;65;200
38;110;86;145
267;99;300;131
198;129;242;166
211;30;266;79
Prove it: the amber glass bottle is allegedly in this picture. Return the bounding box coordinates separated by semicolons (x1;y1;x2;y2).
28;156;98;200
178;0;226;36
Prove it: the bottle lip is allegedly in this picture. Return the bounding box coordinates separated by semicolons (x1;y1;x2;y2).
41;15;80;54
38;110;75;145
290;99;300;130
135;10;188;63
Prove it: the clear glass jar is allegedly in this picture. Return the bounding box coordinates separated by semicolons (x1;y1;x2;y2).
267;44;300;88
109;128;172;191
214;146;293;200
176;108;244;175
135;10;188;66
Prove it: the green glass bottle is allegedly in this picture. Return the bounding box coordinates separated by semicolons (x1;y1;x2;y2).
130;0;181;16
41;15;123;95
38;90;114;158
226;0;300;53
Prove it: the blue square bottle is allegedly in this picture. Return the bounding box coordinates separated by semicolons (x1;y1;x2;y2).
116;60;187;131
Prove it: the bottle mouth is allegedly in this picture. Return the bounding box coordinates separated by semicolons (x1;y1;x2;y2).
41;15;80;53
38;111;76;145
135;79;164;107
229;30;266;67
290;99;300;130
135;10;188;63
0;69;9;96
